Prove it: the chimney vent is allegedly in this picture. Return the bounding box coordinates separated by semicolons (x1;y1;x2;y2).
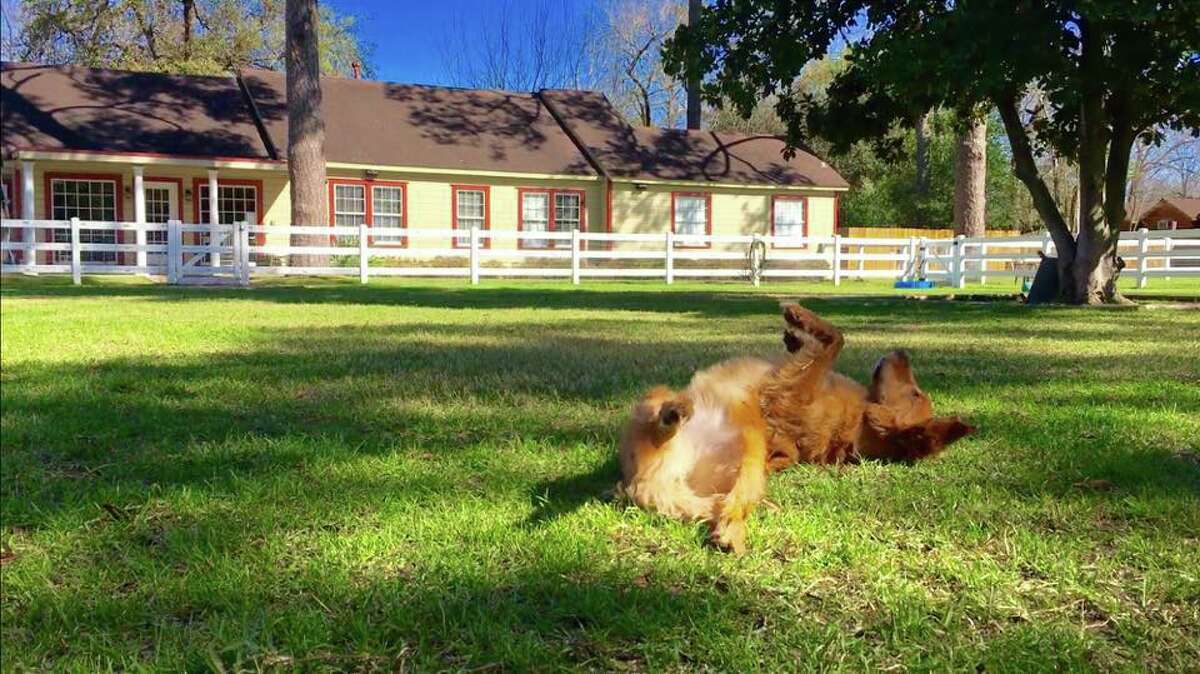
351;61;362;79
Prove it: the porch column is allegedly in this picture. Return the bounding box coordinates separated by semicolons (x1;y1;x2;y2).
207;169;219;266
133;166;147;269
21;160;34;268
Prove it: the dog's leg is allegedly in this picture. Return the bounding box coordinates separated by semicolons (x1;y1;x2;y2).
708;402;769;554
762;305;845;406
630;386;694;446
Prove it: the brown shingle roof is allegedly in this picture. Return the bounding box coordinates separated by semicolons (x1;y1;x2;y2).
1162;197;1200;220
2;62;275;160
240;70;596;176
538;89;848;189
1;62;848;189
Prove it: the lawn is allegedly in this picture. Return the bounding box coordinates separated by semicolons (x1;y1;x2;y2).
2;276;1198;672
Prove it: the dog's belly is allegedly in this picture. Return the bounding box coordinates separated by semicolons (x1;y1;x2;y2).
628;402;742;521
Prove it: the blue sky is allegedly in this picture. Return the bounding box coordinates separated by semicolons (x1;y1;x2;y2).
327;0;594;86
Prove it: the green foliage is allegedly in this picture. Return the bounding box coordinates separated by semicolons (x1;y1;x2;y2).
10;0;371;76
1;277;1198;670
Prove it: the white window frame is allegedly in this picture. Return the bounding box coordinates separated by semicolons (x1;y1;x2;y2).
50;177;120;264
453;186;488;248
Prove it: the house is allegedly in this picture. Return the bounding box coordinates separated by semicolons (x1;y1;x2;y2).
1;62;848;265
1135;197;1200;231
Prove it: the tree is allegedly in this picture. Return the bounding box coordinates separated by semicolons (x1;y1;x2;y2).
953;117;987;237
3;0;370;77
437;0;596;91
665;0;1200;304
285;0;325;266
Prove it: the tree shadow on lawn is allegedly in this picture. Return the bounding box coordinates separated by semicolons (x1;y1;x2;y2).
4;318;1195;534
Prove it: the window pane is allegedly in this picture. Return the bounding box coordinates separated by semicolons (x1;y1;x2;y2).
51;179;118;263
554;193;580;231
455;189;486;246
674;195;706;236
521;192;549;248
372;186;404;243
774;199;805;238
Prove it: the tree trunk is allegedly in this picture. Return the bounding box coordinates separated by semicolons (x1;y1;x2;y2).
953;116;986;238
914;111;930;194
914;110;930;223
1071;17;1122;304
285;0;327;267
182;0;195;58
685;0;702;130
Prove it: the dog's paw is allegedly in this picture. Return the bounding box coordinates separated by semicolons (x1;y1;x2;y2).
658;397;693;429
709;519;747;555
781;303;838;347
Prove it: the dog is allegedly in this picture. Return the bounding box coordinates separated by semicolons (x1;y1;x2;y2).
617;304;974;553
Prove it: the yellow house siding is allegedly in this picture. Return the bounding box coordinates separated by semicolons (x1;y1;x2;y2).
610;183;840;244
327;169;603;253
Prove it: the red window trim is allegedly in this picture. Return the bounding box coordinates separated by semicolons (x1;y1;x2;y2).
670;191;712;249
3;169;19;220
2;170;21;251
192;177;265;243
43;171;127;264
516;187;586;249
770;195;809;249
327;178;409;247
451;184;491;249
143;176;185;224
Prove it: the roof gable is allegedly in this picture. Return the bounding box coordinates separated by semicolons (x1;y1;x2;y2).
241;71;596;176
1;62;274;160
539;89;848;189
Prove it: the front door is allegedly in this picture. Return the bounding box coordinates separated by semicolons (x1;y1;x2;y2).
144;180;179;268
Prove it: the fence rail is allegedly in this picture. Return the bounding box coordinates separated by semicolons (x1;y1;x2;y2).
2;218;1198;288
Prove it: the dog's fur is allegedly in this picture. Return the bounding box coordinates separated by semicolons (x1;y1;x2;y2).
618;304;974;553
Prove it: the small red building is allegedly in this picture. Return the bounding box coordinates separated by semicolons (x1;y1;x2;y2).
1135;197;1200;230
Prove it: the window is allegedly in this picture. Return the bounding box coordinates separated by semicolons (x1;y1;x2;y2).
331;183;366;245
144;183;177;247
672;193;709;245
772;196;807;246
371;185;404;244
453;186;488;248
198;183;259;225
518;189;584;249
49;177;120;264
326;180;407;245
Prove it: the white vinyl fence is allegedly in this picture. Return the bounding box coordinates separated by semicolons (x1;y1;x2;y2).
2;218;1198;288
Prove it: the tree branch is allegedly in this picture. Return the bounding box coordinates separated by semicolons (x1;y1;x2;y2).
994;91;1076;262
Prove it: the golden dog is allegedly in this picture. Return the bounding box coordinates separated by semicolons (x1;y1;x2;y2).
618;304;974;553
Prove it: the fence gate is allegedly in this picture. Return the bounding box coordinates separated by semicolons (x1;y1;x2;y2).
166;221;250;286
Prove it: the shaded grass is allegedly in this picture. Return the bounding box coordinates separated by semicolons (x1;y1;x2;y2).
2;275;1198;672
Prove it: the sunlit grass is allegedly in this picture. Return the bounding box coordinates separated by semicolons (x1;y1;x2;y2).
2;275;1198;671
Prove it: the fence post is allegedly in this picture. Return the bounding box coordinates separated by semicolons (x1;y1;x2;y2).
831;234;842;286
358;223;369;285
857;244;865;277
69;217;82;285
166;219;179;284
239;222;251;287
1137;227;1149;288
1164;236;1174;281
665;230;675;285
469;226;480;285
1041;231;1053;256
979;242;988;285
952;235;966;288
571;228;581;285
906;236;917;280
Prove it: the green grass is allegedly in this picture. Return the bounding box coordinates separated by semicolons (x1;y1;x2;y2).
2;275;1198;672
